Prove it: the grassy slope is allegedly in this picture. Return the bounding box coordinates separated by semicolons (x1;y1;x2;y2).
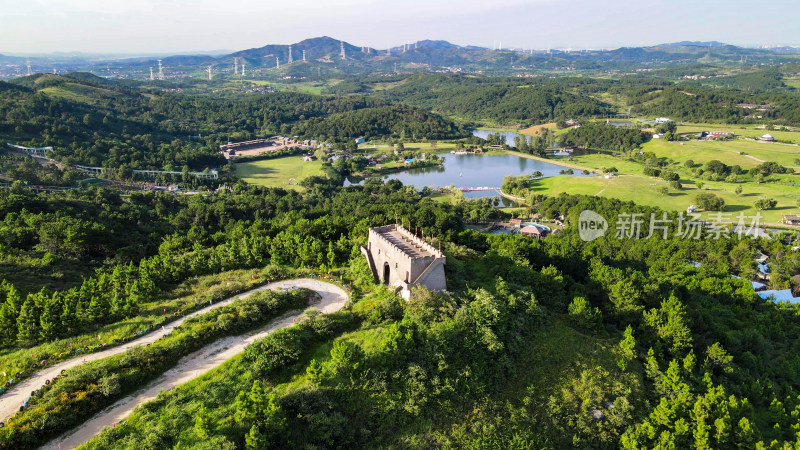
644;139;800;170
531;172;800;224
234;156;323;189
38;83;120;104
508;148;800;224
678;124;800;143
83;292;630;449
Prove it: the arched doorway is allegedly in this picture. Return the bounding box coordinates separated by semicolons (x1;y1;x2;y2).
383;262;390;285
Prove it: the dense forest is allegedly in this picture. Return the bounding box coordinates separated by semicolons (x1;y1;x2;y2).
4;63;800;449
0;74;465;172
326;73;800;126
0;177;799;448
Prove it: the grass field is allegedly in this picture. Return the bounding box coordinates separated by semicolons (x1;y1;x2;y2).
642;139;800;169
678;124;800;143
39;83;119;104
247;80;329;94
234;156;324;189
529;172;800;224
506;151;800;224
519;122;557;136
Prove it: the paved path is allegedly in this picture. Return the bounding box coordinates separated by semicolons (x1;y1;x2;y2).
40;278;346;449
0;278;343;427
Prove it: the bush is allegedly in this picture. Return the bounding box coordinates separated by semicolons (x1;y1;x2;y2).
754;198;778;210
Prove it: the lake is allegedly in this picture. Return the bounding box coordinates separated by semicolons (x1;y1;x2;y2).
346;152;591;207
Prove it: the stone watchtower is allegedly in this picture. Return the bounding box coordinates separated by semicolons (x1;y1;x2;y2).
361;224;446;299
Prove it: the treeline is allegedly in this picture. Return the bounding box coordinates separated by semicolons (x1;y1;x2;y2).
0;178;504;353
292;105;466;141
364;73;800;126
373;74;611;124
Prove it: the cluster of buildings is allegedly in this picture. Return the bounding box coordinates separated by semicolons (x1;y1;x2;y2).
508;219;552;239
737;103;772;111
219;137;319;160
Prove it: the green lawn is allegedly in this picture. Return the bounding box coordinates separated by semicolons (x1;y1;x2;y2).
529;173;800;224
234;156;323;189
642;139;800;169
678;124;800;143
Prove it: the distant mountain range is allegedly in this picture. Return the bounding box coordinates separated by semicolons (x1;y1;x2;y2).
656;41;729;47
1;37;798;79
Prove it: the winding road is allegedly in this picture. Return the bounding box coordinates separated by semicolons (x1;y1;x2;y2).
0;278;347;450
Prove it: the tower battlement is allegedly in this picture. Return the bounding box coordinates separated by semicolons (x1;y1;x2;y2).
362;224;446;299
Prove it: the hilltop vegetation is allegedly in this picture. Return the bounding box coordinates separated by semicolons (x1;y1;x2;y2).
3;58;800;450
15;188;794;449
0;74;464;175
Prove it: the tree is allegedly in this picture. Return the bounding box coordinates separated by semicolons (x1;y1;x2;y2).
695;193;725;211
194;405;213;438
696;182;704;190
567;296;601;329
326;241;336;268
643;295;692;354
245;425;267;450
705;342;733;374
16;295;42;346
735;185;743;196
306;359;325;384
618;325;636;371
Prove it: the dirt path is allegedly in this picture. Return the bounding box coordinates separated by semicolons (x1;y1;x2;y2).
41;278;346;449
0;278;340;425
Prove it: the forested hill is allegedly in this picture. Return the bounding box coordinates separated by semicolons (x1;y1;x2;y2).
0;74;465;170
327;73;800;126
5;183;800;448
366;74;612;124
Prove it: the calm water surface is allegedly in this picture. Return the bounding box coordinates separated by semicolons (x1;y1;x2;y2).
346;152;591;207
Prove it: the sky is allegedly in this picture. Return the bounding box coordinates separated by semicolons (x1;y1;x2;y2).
1;0;799;55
